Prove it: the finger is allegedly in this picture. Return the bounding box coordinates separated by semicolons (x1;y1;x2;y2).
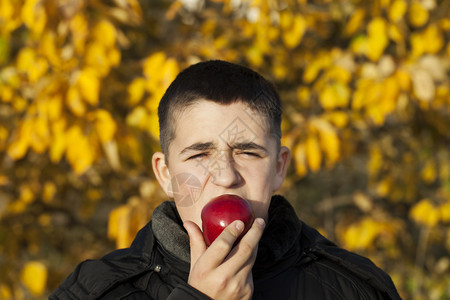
221;218;265;272
202;220;245;266
184;221;207;269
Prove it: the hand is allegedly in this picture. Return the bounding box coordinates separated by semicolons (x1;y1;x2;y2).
184;218;265;300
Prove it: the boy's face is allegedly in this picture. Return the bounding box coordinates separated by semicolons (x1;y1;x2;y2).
152;100;290;228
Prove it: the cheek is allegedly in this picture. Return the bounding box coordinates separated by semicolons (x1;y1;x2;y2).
167;163;207;208
244;163;276;219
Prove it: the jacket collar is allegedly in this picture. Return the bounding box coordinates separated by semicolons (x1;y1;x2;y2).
151;195;304;275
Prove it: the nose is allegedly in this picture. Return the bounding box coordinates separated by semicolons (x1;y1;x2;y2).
209;151;242;188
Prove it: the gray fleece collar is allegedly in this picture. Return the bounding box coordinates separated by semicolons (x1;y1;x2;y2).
151;195;302;267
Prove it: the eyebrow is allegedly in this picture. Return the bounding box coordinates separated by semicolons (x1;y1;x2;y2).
230;141;268;153
179;142;216;155
179;141;268;156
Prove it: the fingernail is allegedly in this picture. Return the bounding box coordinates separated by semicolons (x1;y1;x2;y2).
235;220;244;231
183;222;190;232
256;218;265;228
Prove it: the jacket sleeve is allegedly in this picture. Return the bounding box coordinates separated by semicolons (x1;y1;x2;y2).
167;282;211;300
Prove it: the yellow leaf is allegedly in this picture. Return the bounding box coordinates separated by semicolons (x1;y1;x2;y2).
305;134;322;172
350;34;368;55
20;184;34;204
324;66;351;84
128;77;147;105
66;85;85;117
0;0;14;21
38;214;51;227
92;20;117;48
70;13;88;54
147;111;160;141
411;68;435;102
85;42;110;76
108;47;121;66
40;31;59;65
246;46;264;67
394;69;411;91
376;177;391;197
7;118;33;160
16;47;35;72
343;218;387;250
143;52;166;81
319;129;340;167
353;192;373;212
46;94;63;121
303;61;321;83
389;23;404;43
21;0;47;36
65;125;95;174
17;47;48;82
126;106;148;129
293;142;307;177
410;198;439;227
439;202;450;223
319;82;350;110
367;17;389;61
166;1;183;20
410;31;426;58
42;181;56;203
389;0;407;22
0;125;8;150
345;8;365;36
280;10;293;29
20;261;47;296
0;283;12;299
369;77;399;124
438;17;450;30
103;140;121;171
29;116;49;154
296;86;310;107
29;57;48;82
1;85;14;103
93;109;117;144
78;68;100;105
281;14;307;49
323;111;348;128
160;58;179;89
50;119;66;163
408;2;429;28
421;160;437;183
108;205;131;248
423;24;444;54
352;79;370;110
311;118;340;166
368;146;383;177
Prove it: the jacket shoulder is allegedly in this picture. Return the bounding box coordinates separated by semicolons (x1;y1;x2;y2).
300;223;401;300
50;222;155;299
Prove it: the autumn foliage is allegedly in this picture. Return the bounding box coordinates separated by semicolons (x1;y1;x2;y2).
0;0;449;299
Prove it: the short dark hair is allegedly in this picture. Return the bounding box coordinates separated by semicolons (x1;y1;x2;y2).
158;60;282;157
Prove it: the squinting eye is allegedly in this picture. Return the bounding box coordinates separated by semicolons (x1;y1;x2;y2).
189;153;207;160
241;152;261;158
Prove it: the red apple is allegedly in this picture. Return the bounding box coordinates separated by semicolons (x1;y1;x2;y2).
201;194;255;246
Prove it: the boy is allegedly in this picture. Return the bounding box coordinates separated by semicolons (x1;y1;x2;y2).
51;60;401;299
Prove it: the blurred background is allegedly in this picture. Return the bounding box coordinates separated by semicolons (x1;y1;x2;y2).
0;0;449;299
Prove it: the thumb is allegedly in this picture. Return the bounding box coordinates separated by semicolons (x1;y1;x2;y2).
183;221;207;269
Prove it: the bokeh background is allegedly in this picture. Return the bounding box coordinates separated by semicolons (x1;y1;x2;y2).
0;0;449;299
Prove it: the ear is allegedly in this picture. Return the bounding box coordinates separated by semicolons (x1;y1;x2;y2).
272;146;290;192
152;152;173;198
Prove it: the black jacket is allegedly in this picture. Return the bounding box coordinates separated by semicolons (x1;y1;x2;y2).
50;196;401;299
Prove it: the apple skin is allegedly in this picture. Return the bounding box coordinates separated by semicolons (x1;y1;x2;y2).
201;194;255;246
